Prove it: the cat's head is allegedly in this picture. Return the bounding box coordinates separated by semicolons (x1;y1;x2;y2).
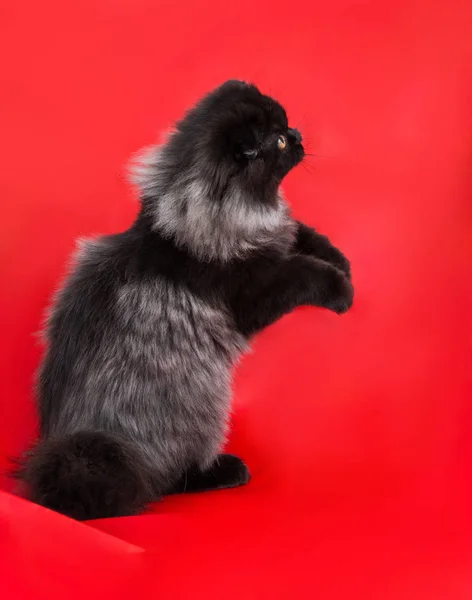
173;80;304;197
132;81;303;261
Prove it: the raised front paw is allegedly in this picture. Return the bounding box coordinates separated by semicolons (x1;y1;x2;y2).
321;265;354;314
323;247;351;279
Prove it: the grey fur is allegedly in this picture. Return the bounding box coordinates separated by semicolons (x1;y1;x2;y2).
41;235;248;485
131;145;292;262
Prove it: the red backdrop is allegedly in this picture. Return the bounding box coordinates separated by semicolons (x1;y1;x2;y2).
1;0;472;598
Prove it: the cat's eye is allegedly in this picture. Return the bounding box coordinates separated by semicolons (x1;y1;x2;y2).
277;135;287;150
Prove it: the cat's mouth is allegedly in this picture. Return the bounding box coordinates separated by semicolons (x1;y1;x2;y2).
287;128;305;165
291;142;305;166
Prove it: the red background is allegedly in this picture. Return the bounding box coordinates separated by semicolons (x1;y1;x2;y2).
1;0;472;598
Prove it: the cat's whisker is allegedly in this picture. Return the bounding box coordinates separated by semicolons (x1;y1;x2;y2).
304;152;334;159
301;161;316;177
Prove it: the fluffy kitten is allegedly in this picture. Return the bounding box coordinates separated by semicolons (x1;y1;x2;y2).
16;80;353;520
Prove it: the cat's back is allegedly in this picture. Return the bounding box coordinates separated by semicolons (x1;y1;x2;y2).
46;232;132;338
38;232;135;434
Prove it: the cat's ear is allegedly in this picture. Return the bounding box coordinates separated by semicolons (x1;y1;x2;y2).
235;145;259;160
242;148;259;159
232;129;259;160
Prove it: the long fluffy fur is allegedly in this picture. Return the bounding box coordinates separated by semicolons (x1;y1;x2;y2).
131;147;292;262
15;432;154;519
15;80;353;519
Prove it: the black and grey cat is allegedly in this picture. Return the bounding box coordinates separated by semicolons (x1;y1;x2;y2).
16;80;353;520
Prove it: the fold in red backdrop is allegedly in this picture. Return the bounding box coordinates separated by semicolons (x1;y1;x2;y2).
1;0;471;598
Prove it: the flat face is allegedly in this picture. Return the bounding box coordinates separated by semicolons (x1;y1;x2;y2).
164;79;305;192
1;1;472;599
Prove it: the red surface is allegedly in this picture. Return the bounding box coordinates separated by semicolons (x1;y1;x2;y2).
1;0;472;598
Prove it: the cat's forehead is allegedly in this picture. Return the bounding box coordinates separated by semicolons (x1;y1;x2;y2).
206;81;288;129
258;95;288;128
235;97;288;134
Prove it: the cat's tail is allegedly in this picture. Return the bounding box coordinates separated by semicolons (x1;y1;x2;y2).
14;431;155;520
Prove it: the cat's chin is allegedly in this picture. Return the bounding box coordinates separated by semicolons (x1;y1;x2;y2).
292;145;305;165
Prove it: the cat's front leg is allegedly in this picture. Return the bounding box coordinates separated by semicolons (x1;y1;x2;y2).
295;221;351;278
232;255;354;337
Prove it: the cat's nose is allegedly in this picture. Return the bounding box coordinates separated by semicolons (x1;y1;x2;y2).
288;128;302;143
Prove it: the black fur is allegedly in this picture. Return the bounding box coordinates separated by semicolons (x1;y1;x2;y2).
15;80;353;520
15;432;154;519
169;454;250;494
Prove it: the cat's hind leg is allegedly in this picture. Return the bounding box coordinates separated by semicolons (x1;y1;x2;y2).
168;454;250;495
